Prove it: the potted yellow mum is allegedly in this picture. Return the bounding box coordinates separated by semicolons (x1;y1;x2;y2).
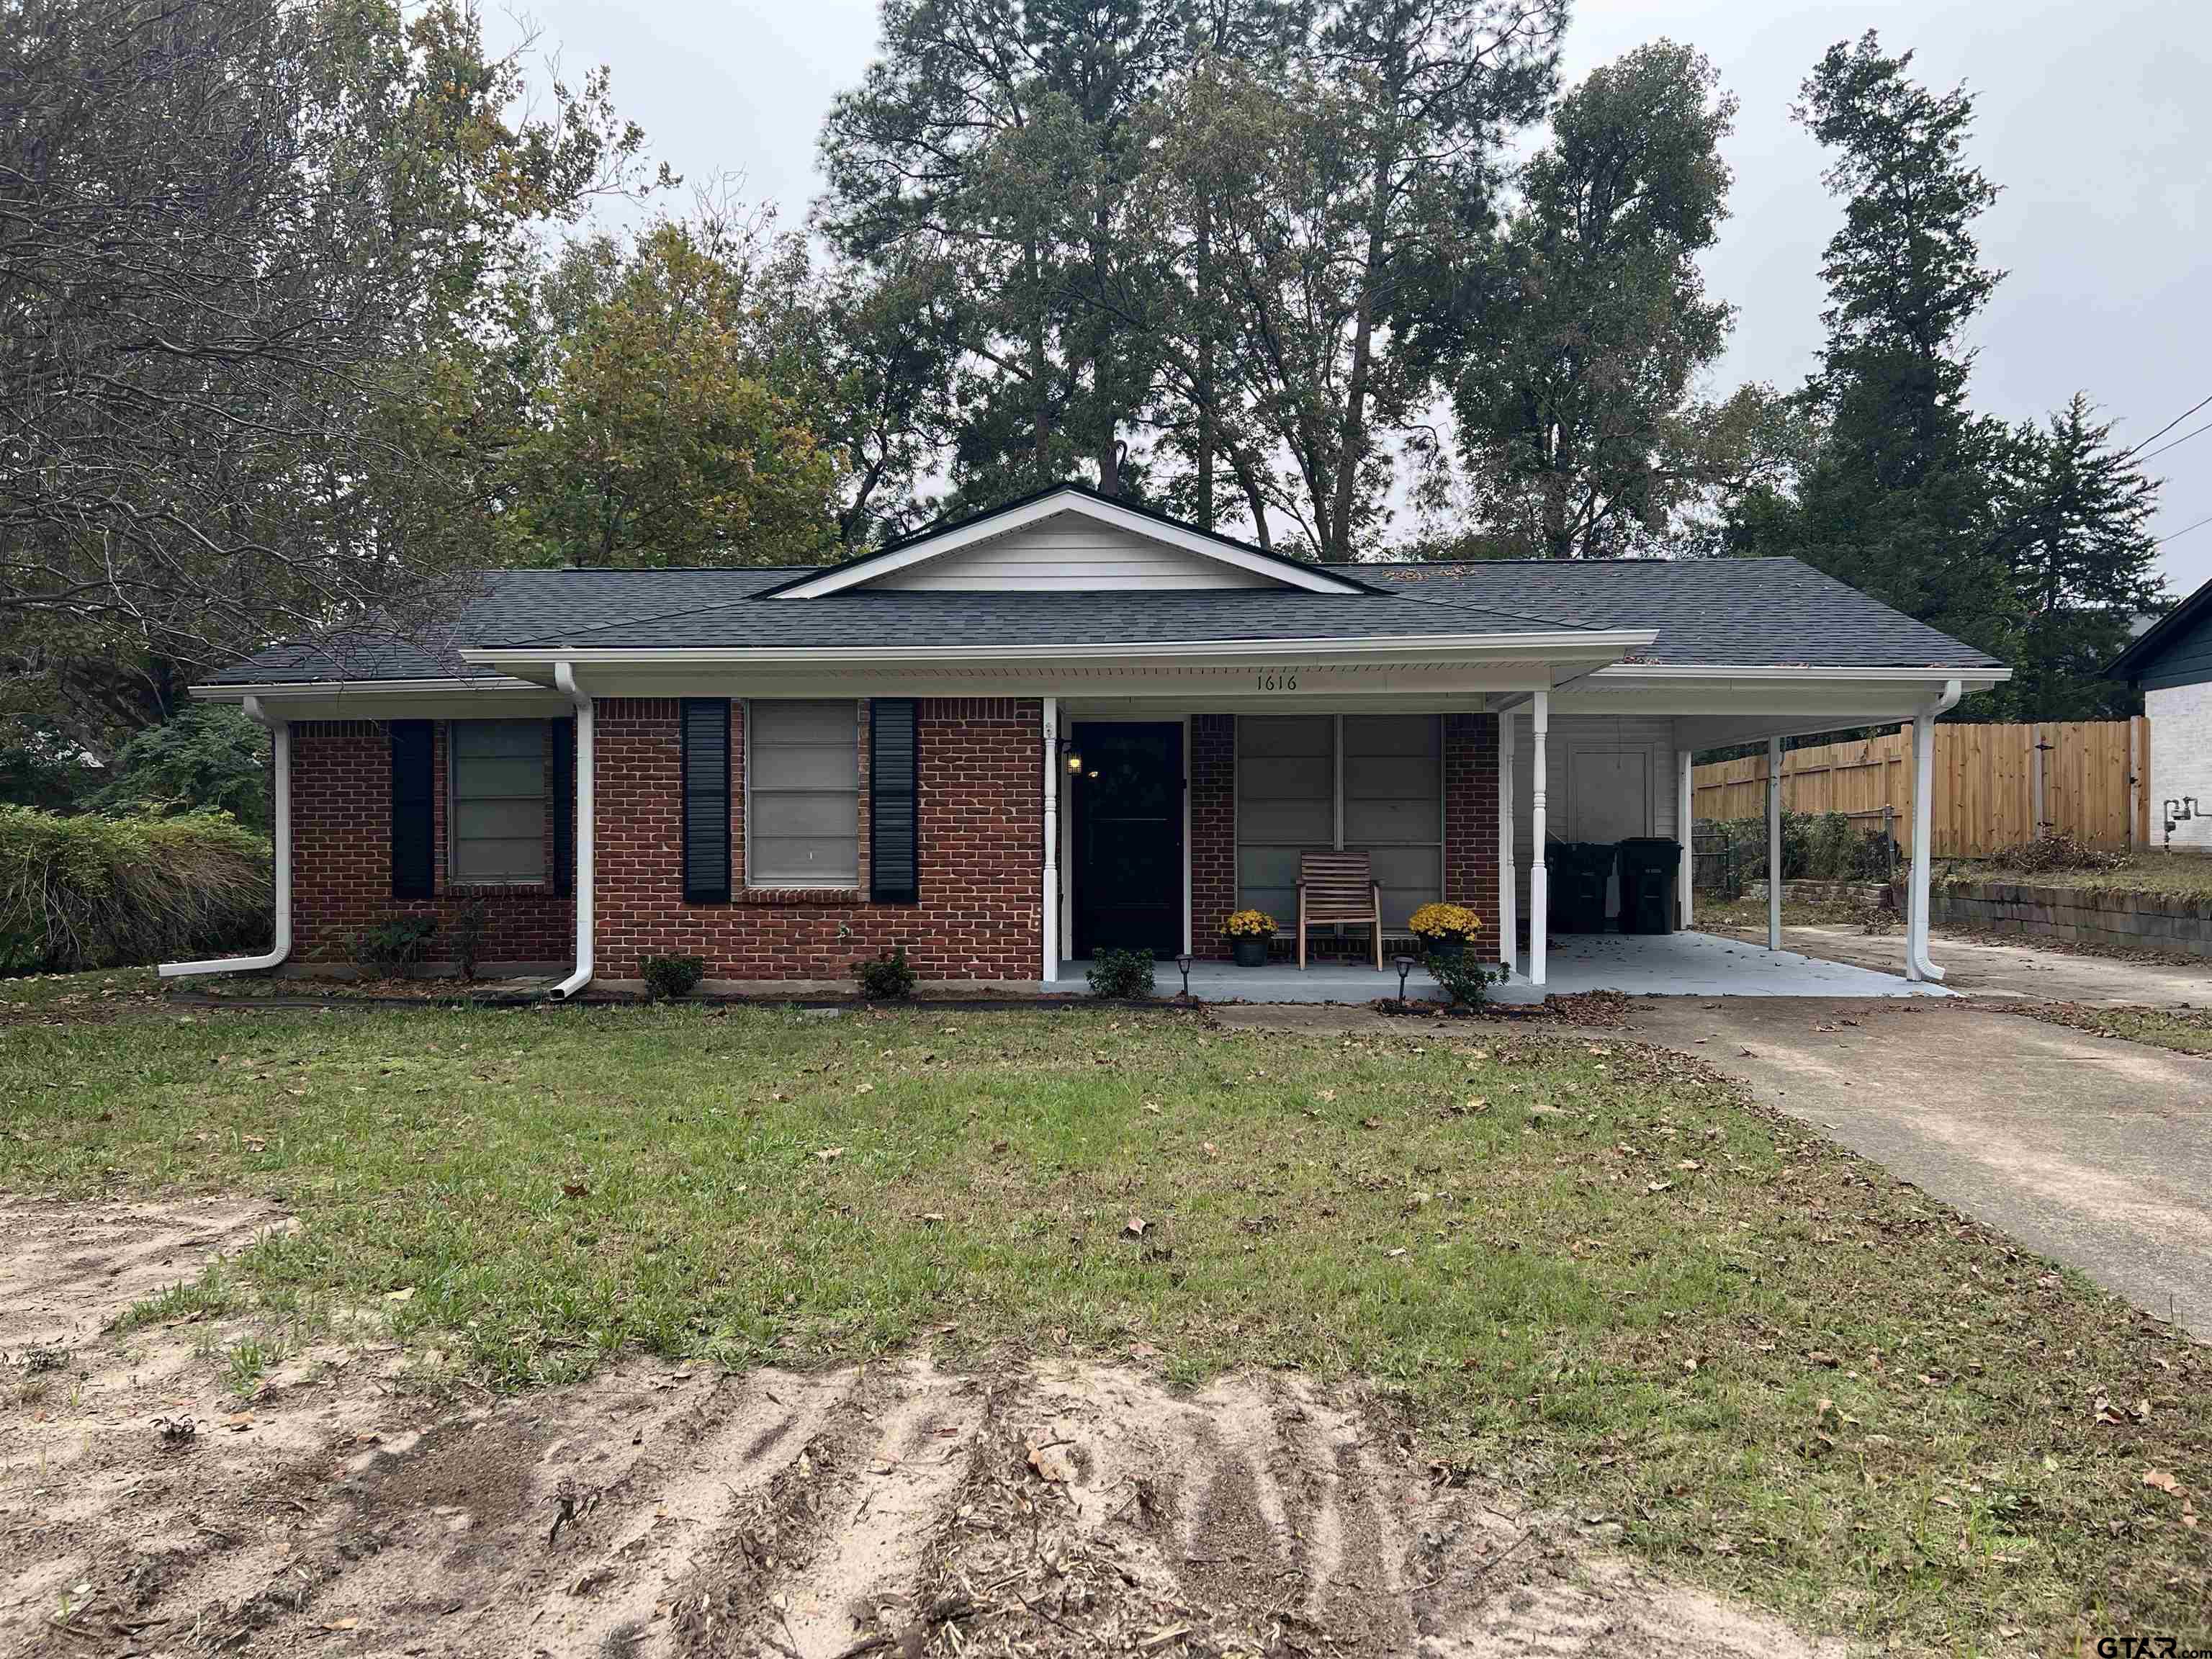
1408;902;1482;966
1223;908;1274;967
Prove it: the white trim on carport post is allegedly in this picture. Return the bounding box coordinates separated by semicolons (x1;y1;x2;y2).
1676;747;1694;931
1042;696;1060;982
1766;736;1783;952
1529;691;1548;987
1497;710;1516;976
1906;679;1964;982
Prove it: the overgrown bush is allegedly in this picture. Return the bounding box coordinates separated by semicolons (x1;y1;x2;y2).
355;914;436;976
853;945;917;999
1698;811;1897;891
641;953;705;999
94;705;271;833
1086;948;1155;999
0;806;271;975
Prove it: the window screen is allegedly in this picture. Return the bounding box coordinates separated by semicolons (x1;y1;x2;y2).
747;701;860;886
449;720;547;884
1343;715;1442;929
1235;716;1334;926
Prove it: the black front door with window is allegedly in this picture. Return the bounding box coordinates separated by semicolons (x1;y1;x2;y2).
1071;721;1182;959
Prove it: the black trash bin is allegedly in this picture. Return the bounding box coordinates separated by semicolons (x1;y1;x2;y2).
1548;840;1614;934
1616;837;1682;935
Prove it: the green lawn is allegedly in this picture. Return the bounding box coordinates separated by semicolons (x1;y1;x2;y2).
2;994;2206;1649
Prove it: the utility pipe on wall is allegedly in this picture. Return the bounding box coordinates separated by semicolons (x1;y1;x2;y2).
1905;678;1963;983
550;663;595;999
159;696;292;978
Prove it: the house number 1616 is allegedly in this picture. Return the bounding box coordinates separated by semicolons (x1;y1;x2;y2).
1255;672;1299;691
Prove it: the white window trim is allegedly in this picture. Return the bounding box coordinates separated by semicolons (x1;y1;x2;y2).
446;718;549;888
742;697;864;890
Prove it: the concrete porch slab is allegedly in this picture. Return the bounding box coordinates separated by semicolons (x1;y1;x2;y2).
1065;929;1951;1005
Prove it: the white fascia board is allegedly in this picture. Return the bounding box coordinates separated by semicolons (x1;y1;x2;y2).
187;677;572;721
768;490;1367;598
462;629;1655;673
1592;664;2010;684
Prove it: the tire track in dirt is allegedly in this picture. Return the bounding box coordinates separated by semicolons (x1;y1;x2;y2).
4;1194;1847;1659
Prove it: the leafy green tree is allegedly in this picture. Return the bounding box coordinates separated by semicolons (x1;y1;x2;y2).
1447;41;1738;558
1761;32;2010;655
1982;395;2165;720
94;706;271;832
488;216;844;566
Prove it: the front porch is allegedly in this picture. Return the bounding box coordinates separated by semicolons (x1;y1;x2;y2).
1066;928;1948;1004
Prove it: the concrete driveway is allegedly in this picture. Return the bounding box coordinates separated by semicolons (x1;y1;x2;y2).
1707;920;2207;1005
1620;995;2212;1341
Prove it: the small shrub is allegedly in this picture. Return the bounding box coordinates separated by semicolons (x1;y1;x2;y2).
641;953;705;1000
450;899;489;981
1426;948;1496;1008
1086;948;1155;999
0;806;271;974
854;945;917;999
355;914;436;977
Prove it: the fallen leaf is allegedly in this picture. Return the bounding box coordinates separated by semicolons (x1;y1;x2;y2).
561;1180;589;1200
383;1287;415;1304
2144;1467;2186;1496
1027;1440;1078;1483
853;1082;875;1096
321;1618;359;1632
1123;1215;1148;1238
814;1146;845;1162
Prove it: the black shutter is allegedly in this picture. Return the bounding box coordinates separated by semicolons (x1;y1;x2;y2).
869;698;919;904
550;717;575;897
681;698;732;903
390;720;435;900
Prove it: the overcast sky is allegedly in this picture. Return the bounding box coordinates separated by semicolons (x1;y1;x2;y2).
498;0;2212;595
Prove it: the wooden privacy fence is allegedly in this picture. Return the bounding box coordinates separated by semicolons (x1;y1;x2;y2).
1691;719;2151;858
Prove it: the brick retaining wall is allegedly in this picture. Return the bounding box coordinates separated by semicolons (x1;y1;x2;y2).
1897;878;2212;959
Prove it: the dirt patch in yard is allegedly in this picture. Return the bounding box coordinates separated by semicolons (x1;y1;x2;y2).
0;1195;1840;1658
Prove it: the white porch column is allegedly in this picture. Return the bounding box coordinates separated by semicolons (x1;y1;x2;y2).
1498;709;1516;976
1905;680;1961;982
1041;696;1060;982
1676;747;1694;931
1766;736;1783;952
1529;691;1548;987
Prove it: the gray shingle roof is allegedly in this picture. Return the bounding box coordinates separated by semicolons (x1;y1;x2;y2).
206;554;1999;686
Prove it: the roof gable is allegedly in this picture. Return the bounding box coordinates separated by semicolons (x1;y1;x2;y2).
2108;575;2212;688
766;485;1370;598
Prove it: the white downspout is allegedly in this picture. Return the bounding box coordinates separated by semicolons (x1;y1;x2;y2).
160;696;292;978
1497;709;1515;978
551;663;595;999
1906;678;1963;984
1766;736;1784;952
1529;690;1548;987
1041;696;1059;983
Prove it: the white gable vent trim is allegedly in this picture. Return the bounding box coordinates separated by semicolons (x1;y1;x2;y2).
770;488;1367;599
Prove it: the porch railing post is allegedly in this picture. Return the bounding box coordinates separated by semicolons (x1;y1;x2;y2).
1529;691;1548;988
1042;696;1059;982
1497;708;1516;977
1766;736;1783;952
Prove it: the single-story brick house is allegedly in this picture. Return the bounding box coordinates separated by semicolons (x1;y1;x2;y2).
162;483;2006;993
2109;572;2212;853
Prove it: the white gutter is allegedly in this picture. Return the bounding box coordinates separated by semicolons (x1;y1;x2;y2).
1591;664;2010;683
462;629;1658;670
159;697;291;979
550;663;595;1000
1905;678;1964;984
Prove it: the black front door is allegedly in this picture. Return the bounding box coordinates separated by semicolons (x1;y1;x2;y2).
1072;721;1182;958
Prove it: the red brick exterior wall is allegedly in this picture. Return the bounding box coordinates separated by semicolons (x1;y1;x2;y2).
1189;714;1237;953
1444;712;1503;965
593;696;1041;980
289;720;575;967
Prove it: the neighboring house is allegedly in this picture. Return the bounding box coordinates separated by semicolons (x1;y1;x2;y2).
165;483;2005;992
2109;573;2212;853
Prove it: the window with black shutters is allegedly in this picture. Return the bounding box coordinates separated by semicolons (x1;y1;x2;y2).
869;699;918;903
449;720;548;885
745;701;860;887
681;699;732;903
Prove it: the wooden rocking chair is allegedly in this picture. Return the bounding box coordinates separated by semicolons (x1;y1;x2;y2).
1295;850;1384;971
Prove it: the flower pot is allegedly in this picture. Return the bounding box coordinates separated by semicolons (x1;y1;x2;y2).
1422;935;1467;966
1231;936;1269;968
